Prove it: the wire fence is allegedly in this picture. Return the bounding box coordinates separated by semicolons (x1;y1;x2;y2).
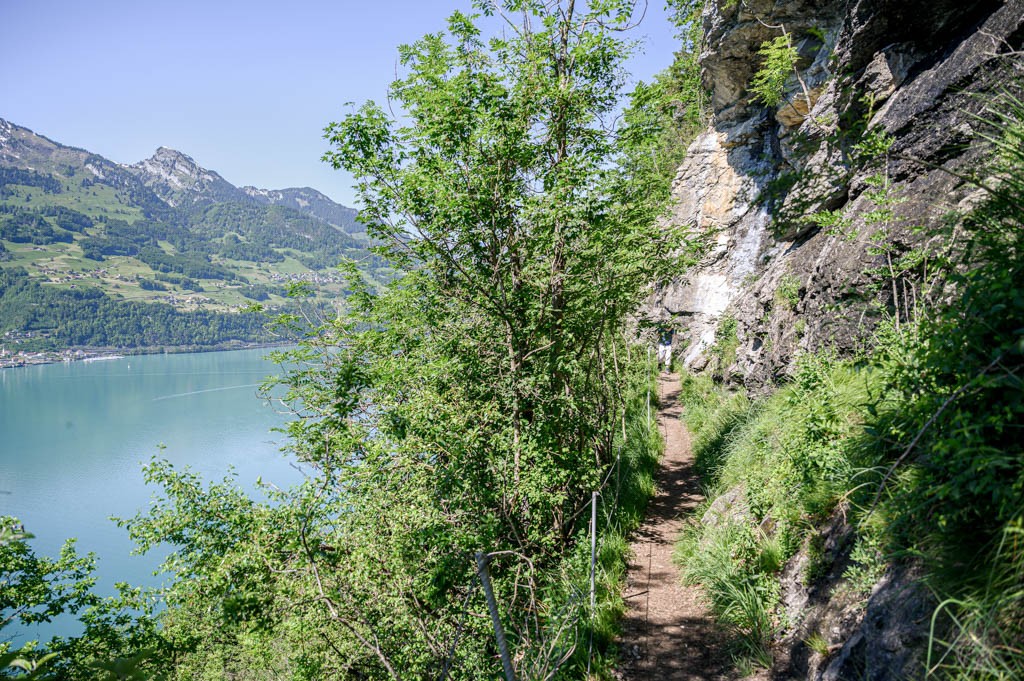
441;352;659;679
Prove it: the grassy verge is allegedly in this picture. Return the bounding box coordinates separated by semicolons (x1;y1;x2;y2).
674;313;1022;679
673;355;882;671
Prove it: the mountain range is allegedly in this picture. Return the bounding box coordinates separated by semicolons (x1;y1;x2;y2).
0;117;362;231
0;117;382;352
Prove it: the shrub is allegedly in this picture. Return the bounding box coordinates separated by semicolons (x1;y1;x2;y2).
774;274;801;311
749;35;799;107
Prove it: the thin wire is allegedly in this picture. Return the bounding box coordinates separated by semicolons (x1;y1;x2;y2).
438;578;481;681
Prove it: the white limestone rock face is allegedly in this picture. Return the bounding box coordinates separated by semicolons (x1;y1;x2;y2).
650;119;776;371
131;147;244;207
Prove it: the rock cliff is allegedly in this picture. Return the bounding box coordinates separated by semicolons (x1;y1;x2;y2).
653;0;1024;390
654;1;1024;678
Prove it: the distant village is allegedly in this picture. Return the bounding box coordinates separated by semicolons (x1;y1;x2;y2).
0;335;123;369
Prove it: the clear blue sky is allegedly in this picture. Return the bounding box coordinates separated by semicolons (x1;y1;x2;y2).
1;0;680;207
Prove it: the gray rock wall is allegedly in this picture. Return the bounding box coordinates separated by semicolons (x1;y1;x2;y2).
651;0;1024;391
653;2;1023;678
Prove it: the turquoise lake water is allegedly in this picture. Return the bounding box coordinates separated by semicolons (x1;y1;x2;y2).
0;347;305;641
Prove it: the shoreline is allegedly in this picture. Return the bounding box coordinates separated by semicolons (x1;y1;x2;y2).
0;340;294;370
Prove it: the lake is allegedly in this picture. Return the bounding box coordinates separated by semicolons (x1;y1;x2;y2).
0;347;306;641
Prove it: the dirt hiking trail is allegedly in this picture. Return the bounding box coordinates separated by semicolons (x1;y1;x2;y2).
616;372;730;680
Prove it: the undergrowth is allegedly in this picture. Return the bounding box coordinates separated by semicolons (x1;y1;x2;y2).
874;92;1024;680
553;353;662;679
674;354;877;669
672;92;1024;678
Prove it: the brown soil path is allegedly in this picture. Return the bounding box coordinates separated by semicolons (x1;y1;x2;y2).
616;372;730;680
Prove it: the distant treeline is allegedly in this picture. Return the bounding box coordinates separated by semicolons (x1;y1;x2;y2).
0;167;62;196
0;267;273;348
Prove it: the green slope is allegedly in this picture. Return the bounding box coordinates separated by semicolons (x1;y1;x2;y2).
0;119;386;351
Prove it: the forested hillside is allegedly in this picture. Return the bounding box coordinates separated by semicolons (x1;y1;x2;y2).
0;119;384;352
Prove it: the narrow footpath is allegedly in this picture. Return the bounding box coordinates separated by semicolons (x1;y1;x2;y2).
616;372;730;680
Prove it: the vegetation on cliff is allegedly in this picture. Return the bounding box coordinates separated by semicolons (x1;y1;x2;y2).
672;92;1024;678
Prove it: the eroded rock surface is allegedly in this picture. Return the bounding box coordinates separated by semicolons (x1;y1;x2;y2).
649;0;1024;391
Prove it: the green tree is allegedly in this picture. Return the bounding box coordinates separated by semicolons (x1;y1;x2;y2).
617;0;707;212
121;2;695;678
321;0;682;538
0;519;163;680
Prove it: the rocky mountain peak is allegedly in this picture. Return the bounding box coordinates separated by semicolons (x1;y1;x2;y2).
0;116;361;230
134;147;217;190
130;146;243;207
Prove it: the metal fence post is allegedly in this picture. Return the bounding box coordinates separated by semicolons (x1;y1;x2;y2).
590;491;598;612
475;552;516;681
587;491;599;675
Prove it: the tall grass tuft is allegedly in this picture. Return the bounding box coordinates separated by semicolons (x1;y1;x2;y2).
674;355;879;671
678;373;753;482
926;528;1024;681
675;521;778;668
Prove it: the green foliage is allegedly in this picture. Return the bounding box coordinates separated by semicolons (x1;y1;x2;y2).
0;517;163;681
802;534;829;586
184;202;368;270
926;527;1024;681
0;209;74;245
774;273;801;311
1;522;101;642
678;372;752;480
850;125;941;331
853;101;1024;681
0;132;386;349
852;126;894;162
676;92;1024;677
869;94;1024;575
0;168;62;196
804;631;830;657
806;208;856;241
749;35;799;107
710;315;740;376
616;0;708;223
675;521;777;669
520;367;663;678
842;523;886;596
715;355;872;537
1;650;57;680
